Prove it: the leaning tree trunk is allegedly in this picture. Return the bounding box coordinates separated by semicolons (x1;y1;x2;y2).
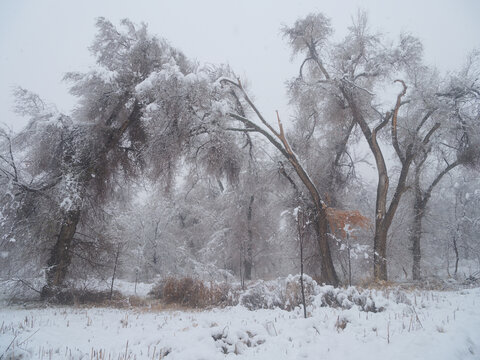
224;79;339;285
41;100;142;297
42;208;81;297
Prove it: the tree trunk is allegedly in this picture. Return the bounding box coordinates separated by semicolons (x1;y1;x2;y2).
410;160;460;281
244;195;254;280
411;187;424;281
411;219;423;281
297;211;307;319
347;234;352;287
43;209;81;296
341;88;391;282
110;243;121;300
453;193;461;279
324;119;356;206
453;233;460;278
315;208;339;286
373;225;388;281
282;137;338;286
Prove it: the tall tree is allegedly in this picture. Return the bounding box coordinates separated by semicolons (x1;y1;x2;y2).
217;77;339;285
281;11;447;281
409;53;480;279
7;18;208;296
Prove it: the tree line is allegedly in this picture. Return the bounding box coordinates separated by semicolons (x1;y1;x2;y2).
1;13;479;298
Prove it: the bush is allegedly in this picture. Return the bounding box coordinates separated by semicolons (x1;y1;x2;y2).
238;275;317;311
53;289;124;305
314;286;383;312
239;280;283;310
148;275;396;312
284;274;317;311
149;277;231;308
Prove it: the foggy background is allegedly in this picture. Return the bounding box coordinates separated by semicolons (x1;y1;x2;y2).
1;0;479;132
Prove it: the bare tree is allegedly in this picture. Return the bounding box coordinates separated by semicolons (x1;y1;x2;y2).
219;78;340;285
281;11;452;281
409;53;480;280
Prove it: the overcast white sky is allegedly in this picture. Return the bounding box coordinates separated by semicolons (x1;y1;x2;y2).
1;0;479;132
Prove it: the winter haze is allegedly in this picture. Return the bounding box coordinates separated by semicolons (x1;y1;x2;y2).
1;0;479;131
1;1;480;359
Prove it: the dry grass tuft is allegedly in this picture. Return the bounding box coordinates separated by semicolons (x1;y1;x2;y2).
149;277;231;308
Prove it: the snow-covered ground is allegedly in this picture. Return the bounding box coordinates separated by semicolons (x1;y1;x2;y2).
1;285;479;360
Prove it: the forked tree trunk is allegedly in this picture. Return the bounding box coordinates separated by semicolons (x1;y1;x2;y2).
341;82;439;283
410;160;460;281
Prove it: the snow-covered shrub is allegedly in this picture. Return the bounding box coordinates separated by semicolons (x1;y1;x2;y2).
238;280;284;310
392;288;412;305
95;278;412;311
238;274;317;311
284;274;317;310
313;286;383;312
237;275;385;312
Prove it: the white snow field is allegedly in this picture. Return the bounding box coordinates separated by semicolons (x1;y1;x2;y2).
1;285;479;360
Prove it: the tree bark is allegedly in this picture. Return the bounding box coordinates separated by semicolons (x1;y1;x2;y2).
244;195;254;280
43;209;81;296
297;210;307;319
110;243;121;300
453;233;460;278
324;119;356;206
341;87;392;281
373;225;388;281
315;207;339;285
411;191;424;281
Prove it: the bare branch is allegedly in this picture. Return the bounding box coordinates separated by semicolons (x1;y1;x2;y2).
422;123;441;145
224;127;257;132
392;80;408;164
223;78;282;138
227;112;289;159
415;109;436;133
422;160;461;206
341;77;375;96
374;111;392;133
